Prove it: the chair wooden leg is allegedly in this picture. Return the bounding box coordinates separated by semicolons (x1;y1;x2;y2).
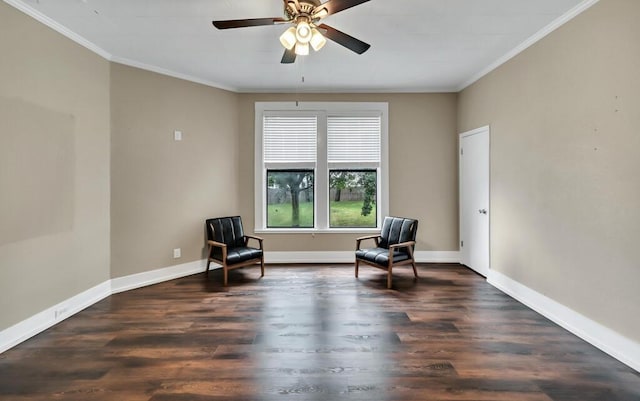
206;259;211;276
412;261;418;277
387;265;393;289
355;259;359;278
260;257;265;277
223;266;228;286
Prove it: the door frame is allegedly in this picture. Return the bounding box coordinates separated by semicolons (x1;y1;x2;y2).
459;125;491;275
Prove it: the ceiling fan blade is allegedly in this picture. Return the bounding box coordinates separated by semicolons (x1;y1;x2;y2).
317;23;370;54
315;0;370;17
281;48;297;64
212;17;287;29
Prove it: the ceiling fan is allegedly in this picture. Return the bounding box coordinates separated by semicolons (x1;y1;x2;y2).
212;0;371;64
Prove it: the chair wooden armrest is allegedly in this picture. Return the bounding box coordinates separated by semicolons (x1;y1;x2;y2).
389;240;416;264
207;239;228;260
356;234;380;249
388;240;416;250
207;239;227;249
244;235;264;249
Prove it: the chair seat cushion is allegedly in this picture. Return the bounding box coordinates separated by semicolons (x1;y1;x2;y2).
225;247;263;265
356;247;410;266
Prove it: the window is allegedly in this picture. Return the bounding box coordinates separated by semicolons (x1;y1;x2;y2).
327;114;381;229
267;170;314;228
255;102;388;232
329;170;377;228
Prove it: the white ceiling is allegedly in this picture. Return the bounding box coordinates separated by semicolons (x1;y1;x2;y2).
10;0;594;93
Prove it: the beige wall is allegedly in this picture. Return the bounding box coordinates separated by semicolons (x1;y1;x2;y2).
110;64;240;277
1;0;460;332
238;93;459;252
110;89;459;276
458;0;640;342
8;0;637;352
0;3;111;329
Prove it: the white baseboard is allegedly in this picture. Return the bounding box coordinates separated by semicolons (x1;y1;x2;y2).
488;269;640;373
111;259;207;294
265;251;353;264
0;260;206;354
1;251;461;353
265;250;460;264
1;250;459;353
0;280;111;354
414;251;460;263
19;250;640;374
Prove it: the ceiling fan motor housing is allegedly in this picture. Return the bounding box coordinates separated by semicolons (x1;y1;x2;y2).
285;0;322;19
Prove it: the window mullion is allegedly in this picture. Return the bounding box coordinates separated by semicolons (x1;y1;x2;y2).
316;112;328;230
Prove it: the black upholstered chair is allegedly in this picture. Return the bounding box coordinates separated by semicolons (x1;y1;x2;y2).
205;216;264;286
355;216;418;289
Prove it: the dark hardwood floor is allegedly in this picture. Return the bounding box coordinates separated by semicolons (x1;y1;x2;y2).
1;264;638;401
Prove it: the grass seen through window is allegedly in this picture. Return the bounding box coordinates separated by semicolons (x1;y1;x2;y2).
267;201;377;228
330;200;376;227
266;170;377;229
267;202;314;227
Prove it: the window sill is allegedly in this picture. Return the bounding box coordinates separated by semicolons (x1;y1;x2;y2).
254;228;380;235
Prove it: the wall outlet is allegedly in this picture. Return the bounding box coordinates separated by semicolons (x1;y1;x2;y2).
174;130;182;141
173;248;181;258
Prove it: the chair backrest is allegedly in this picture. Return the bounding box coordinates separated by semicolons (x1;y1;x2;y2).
379;216;418;253
206;216;246;248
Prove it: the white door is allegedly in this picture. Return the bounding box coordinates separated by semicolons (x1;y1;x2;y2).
459;126;490;277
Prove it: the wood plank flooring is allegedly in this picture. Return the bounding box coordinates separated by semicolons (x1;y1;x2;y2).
1;264;638;401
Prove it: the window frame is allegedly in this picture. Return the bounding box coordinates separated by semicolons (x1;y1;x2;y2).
254;102;389;233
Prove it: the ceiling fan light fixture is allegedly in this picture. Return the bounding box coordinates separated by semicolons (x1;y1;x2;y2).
295;20;312;44
279;26;297;50
295;42;309;56
310;28;326;51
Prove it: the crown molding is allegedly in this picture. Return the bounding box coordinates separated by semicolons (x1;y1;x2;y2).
4;0;240;93
458;0;600;91
109;56;238;93
4;0;112;60
5;0;600;95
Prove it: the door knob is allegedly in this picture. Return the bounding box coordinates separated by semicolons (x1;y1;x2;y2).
478;209;487;215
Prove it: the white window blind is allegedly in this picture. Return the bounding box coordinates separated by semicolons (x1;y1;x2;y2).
327;116;381;163
263;116;317;163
